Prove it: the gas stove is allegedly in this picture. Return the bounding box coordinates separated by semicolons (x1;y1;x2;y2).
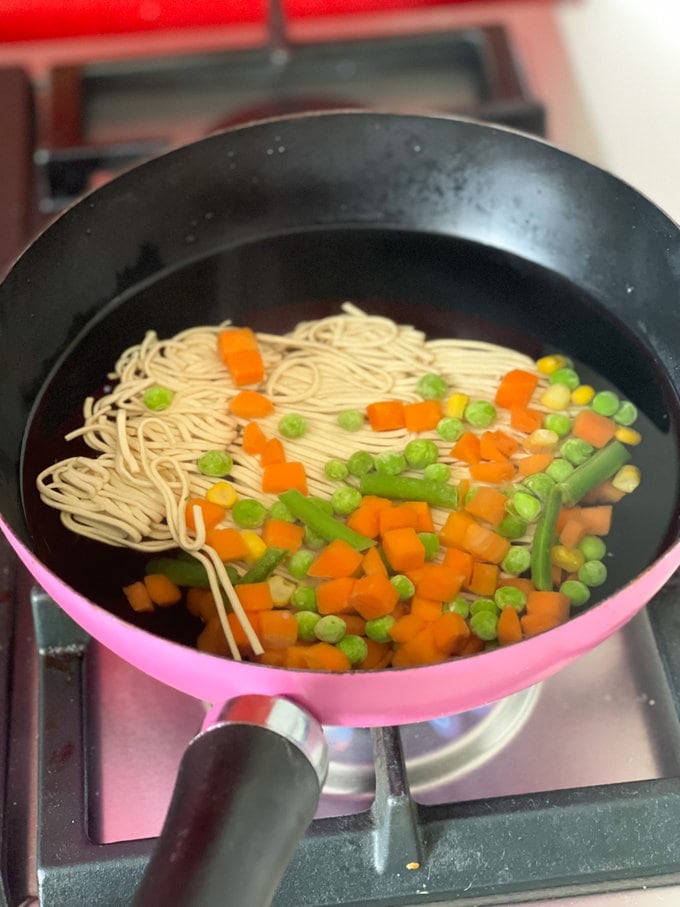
1;4;680;905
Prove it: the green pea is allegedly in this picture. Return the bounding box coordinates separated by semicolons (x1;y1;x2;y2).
470;597;498;615
498;512;528;539
549;367;580;390
278;413;307;439
142;384;174;411
494;586;527;611
337;635;368;665
578;560;608;587
436;417;464;442
337;409;365;432
511;491;542;522
304;526;326;550
197;450;233;477
374;450;407;476
418;532;440;561
543;413;572;438
324;458;349;481
404;439;439;469
314;615;346;644
365;614;396;643
545;458;575;482
347;450;375;477
464;400;497;428
591;390;620;417
561;437;594;466
390;575;415;600
290;585;318;612
522;472;555;501
231;498;266;528
560;579;590;607
416;373;448;400
443;596;469;619
501;546;531;576
469;610;499;641
268;500;295;522
578;535;607;562
295;611;321;641
287;550;315;579
614;401;638;426
423;462;451;482
330;486;363;516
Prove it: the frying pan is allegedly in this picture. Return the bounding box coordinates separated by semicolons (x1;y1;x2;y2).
1;112;680;902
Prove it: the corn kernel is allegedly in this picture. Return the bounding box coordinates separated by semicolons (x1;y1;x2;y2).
571;384;595;406
524;428;560;454
614;426;642;446
537;354;571;376
551;545;585;573
268;575;296;607
446;393;469;419
540;384;571;410
240;530;267;563
612;464;641;494
206;481;238;509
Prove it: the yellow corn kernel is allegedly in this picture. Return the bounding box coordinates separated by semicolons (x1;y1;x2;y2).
446;393;469;419
540;383;571;411
524;428;560;454
614;426;642;446
206;481;238;509
268;575;296;608
571;384;595;406
240;530;267;563
536;354;571;376
612;464;641;494
551;545;586;573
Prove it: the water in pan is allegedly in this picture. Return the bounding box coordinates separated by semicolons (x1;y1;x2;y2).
20;228;680;651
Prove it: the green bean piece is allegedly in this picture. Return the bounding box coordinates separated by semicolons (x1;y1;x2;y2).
374;450;407;476
418;532;440;561
578;535;607;562
232;498;267;528
578;560;608;587
530;484;563;591
512;491;542;522
417;373;448;400
337;409;365;432
314;615;346;644
347;450;375;477
337;635;369;665
239;547;288;584
142;385;174;411
295;611;321;641
324;458;349;481
287;549;316;579
614;401;638;426
391;575;416;600
591;390;620;416
469;610;498;641
498;512;528;539
549;367;580;390
278;413;307;439
197;450;234;477
543;413;572;438
309;497;334;516
443;596;470;619
560;579;591;607
522;472;555;501
470;597;498;615
436;417;464;442
545;458;575;482
560;438;594;466
145;556;210;588
558;440;631;506
330;486;363;516
279;489;375;550
494;586;527;611
423;462;451;482
464;400;497;428
359;473;458;509
290;585;318;612
225;564;241;585
365;614;396;643
404;439;439;469
268;500;295;522
501;546;531;576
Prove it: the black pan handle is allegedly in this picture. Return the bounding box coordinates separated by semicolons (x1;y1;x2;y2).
132;695;328;907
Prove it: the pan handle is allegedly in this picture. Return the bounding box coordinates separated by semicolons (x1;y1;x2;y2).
132;695;328;907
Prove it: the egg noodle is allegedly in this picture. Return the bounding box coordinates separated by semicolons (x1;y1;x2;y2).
36;303;536;659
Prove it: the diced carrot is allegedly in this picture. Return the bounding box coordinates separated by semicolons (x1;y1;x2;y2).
304;642;351;672
488;430;519;459
361;545;388;577
439;510;477;548
442;547;474;586
262;461;308;495
258;648;288;667
462;521;511;565
517;453;554;477
185;498;226;532
510;406;543;434
580;505;612;536
499;576;536;596
521;612;563;637
226;611;262;652
308;538;363;579
389;613;426;644
378;504;420;535
343;614;367;636
381;527;426;572
451;431;481;464
551;563;563;588
458;632;486;656
261;518;305;552
144;573;182;607
229;390;274;419
259;610;298;649
403;399;443;433
366;400;406;431
572;409;617;449
495;369;539;409
350;573;400;620
242;421;267;455
225;348;265;386
316;577;357;614
467;562;500;597
284;645;312;669
497;606;523;645
260;437;286;466
410;596;443;622
432;611;470;655
205;527;250;561
470;460;516;483
416;563;463;602
346;496;391;539
464;485;508;527
357;638;391;670
392;626;448;666
457;478;470;510
525;590;570;622
218;327;258;363
556;507;580;534
235;581;274;612
559;517;587;549
123;581;154;613
582;480;626;504
186;587;217;622
197;617;232;656
400;501;435;533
